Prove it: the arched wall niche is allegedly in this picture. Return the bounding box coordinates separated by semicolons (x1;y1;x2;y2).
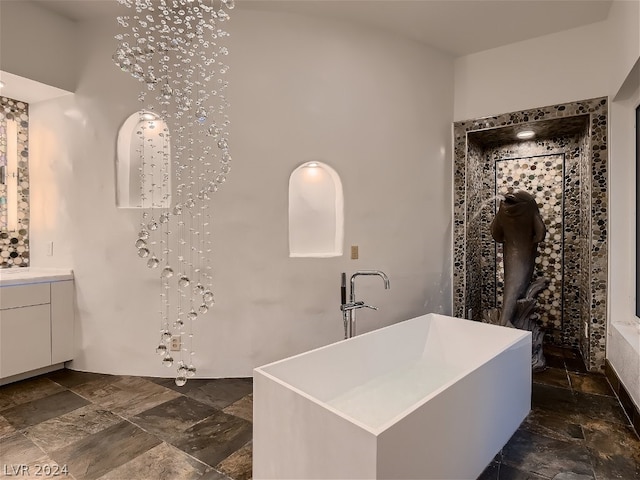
116;111;171;209
288;161;344;258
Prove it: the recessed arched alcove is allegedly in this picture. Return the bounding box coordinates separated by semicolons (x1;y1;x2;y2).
116;111;171;208
288;161;344;258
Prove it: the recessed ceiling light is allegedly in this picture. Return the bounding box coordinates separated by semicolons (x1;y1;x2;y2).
305;162;319;168
0;81;5;89
516;130;535;140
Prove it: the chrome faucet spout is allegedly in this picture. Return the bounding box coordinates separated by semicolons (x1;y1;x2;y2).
349;270;390;301
342;270;390;338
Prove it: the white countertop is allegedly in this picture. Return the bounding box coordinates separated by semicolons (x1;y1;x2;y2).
0;268;74;287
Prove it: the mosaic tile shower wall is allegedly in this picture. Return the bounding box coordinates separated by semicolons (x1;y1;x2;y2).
0;96;29;268
453;98;608;372
464;140;485;320
494;155;564;333
483;134;584;349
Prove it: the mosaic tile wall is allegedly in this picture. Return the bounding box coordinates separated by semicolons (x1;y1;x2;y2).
464;140;485;320
579;128;592;364
494;155;565;333
481;135;584;349
0;96;29;268
453;97;608;372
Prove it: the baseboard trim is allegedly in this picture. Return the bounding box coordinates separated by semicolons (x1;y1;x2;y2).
604;359;640;438
0;364;65;386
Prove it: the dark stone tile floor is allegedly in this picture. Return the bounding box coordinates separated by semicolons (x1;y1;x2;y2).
0;346;637;480
0;371;252;480
478;346;640;480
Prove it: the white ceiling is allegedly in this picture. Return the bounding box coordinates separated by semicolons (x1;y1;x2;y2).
30;0;613;57
0;70;72;103
0;0;613;101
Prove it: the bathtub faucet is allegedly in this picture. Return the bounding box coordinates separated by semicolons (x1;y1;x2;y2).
350;270;391;297
340;270;390;339
340;301;378;312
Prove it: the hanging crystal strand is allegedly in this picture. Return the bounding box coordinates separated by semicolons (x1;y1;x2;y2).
192;77;203;313
197;150;208;316
174;0;189;352
174;89;186;377
155;126;171;361
203;99;215;306
158;97;172;370
175;207;187;367
114;0;232;385
138;113;145;209
148;118;163;270
160;63;176;292
175;214;188;391
160;267;173;367
158;116;172;363
185;164;193;304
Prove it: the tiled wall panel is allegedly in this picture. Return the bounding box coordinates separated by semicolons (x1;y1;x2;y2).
494;154;564;333
0;96;29;268
453;97;608;371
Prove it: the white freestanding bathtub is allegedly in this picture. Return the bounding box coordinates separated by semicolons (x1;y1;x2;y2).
253;313;532;480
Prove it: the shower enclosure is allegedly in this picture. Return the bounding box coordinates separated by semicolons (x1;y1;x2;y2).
453;97;608;371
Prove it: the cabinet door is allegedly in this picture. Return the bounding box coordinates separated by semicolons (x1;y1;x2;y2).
0;283;50;309
51;280;74;364
0;304;51;378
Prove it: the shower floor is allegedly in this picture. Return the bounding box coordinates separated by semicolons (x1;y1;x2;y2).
0;347;637;480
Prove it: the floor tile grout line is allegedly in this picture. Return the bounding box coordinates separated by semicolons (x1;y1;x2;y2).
565;363;573;394
0;377;67;414
15;383;148;480
121;396;222;471
603;377;640;440
0;374;254;480
566;356;603;480
41;378;246;479
535;363;621;399
117;396;247;480
15;379;213;479
0;427;80;480
504;360;631;480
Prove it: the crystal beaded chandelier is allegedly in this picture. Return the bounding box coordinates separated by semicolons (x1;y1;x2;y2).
113;0;234;385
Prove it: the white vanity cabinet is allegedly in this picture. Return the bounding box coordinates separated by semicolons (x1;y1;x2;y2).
0;270;74;382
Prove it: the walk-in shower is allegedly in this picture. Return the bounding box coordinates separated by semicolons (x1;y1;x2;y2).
453;97;608;371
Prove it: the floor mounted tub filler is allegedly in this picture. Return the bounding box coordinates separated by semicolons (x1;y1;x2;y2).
253;313;532;480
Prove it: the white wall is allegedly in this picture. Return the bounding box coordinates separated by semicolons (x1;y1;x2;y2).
454;21;611;121
607;0;640;95
607;0;640;410
454;0;640;408
607;69;640;408
0;0;78;92
27;8;454;377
